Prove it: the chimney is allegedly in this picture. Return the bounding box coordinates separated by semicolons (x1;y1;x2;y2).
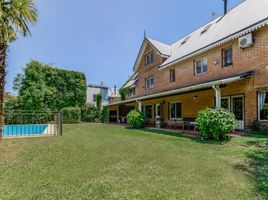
114;85;117;95
223;0;228;15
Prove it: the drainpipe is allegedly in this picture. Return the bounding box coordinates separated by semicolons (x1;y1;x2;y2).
213;85;221;108
136;100;142;112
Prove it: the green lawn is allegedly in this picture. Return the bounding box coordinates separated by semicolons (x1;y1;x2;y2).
0;124;267;200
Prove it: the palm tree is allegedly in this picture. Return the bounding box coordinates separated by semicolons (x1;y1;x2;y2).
0;0;38;140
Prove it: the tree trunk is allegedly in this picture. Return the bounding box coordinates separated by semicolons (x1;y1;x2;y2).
0;43;7;141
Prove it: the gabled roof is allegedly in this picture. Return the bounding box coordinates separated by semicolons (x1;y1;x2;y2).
133;37;171;71
133;0;268;71
146;38;171;57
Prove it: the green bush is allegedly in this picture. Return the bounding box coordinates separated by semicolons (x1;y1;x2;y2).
119;88;128;101
61;107;81;124
81;104;99;122
196;108;237;141
127;110;146;129
101;106;109;123
96;94;102;111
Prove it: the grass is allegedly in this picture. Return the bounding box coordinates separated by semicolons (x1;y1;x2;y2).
242;132;268;139
0;124;267;200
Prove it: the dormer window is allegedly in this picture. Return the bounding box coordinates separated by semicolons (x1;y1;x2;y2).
201;24;212;34
145;52;154;65
181;36;191;45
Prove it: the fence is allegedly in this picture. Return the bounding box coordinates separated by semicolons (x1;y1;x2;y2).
2;111;62;138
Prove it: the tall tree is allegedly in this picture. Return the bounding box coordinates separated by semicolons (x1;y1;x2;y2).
0;0;38;140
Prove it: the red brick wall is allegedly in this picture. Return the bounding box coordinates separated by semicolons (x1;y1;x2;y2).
121;26;268;129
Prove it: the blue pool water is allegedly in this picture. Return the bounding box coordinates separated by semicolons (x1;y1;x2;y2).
3;124;48;137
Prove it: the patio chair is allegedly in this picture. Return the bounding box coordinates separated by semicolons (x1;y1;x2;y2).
167;120;177;128
176;120;184;130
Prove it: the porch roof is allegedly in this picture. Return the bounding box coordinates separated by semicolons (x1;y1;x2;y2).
110;71;253;106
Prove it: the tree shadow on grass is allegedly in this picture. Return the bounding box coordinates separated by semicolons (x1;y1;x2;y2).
139;128;229;145
236;139;268;198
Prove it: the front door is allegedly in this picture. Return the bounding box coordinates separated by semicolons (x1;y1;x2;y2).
231;96;244;130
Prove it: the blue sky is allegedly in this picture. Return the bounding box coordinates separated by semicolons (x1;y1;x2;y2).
6;0;243;93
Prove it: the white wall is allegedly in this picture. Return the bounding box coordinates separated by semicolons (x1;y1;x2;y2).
87;87;101;105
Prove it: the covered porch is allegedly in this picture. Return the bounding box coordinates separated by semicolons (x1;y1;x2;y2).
109;71;253;131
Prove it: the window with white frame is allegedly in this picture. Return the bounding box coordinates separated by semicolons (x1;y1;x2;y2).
145;52;154;65
146;77;154;89
258;91;268;121
195;58;208;75
222;46;233;67
169;102;182;119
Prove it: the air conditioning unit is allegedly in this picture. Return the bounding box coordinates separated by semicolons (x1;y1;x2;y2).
239;33;253;48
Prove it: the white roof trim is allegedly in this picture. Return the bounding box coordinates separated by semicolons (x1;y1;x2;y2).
110;72;251;106
123;79;137;89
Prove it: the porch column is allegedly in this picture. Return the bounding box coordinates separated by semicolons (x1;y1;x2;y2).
137;100;142;112
213;85;221;108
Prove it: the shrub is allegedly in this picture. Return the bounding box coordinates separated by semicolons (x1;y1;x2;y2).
81;104;99;122
127;110;146;129
96;94;102;111
119;88;128;101
101;106;109;123
196;108;237;141
61;107;81;124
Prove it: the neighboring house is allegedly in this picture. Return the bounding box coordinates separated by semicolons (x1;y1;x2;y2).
87;82;120;107
87;82;109;106
108;87;120;104
109;0;268;131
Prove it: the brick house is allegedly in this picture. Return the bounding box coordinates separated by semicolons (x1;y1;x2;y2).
109;0;268;131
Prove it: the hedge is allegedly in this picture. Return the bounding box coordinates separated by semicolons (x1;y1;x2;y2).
61;107;81;124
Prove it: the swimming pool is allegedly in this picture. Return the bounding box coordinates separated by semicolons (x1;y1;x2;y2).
3;124;48;137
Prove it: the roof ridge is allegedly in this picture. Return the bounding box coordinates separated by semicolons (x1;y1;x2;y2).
146;37;171;46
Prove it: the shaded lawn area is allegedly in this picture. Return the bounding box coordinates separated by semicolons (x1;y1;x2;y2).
0;124;267;200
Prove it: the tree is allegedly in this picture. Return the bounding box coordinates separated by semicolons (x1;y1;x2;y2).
0;0;38;140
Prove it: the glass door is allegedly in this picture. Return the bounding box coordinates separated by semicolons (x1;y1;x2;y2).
231;96;244;130
155;104;161;119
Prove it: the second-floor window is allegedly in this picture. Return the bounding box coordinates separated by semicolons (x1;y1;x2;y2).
145;52;154;65
222;47;233;67
129;87;135;96
195;58;208;75
170;69;176;82
146;77;154;89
